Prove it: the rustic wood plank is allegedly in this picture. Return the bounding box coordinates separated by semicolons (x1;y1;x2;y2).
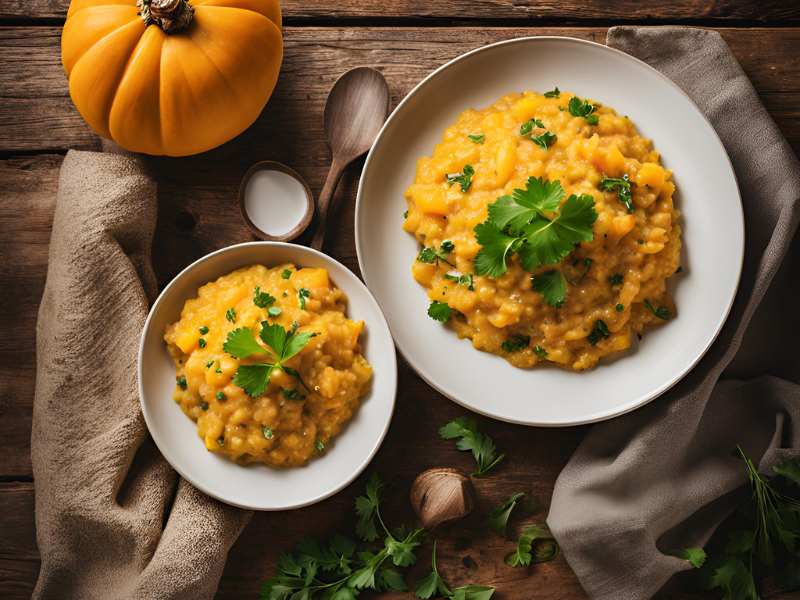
0;27;799;154
1;0;798;23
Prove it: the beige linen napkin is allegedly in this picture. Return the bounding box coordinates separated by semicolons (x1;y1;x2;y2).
547;27;800;599
32;150;251;599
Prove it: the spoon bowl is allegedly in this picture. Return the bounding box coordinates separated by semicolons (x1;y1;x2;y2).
311;67;390;251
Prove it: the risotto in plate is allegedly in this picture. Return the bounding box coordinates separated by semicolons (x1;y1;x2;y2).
403;89;681;371
164;264;373;467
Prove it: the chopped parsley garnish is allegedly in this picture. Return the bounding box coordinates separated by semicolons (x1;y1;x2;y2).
198;338;206;348
298;288;310;310
315;439;326;452
474;177;597;277
223;322;317;397
217;436;225;446
262;426;273;440
443;272;474;290
533;345;548;358
468;133;485;144
281;269;292;279
427;300;452;323
199;401;209;411
225;307;236;323
543;87;561;98
253;286;276;308
616;303;625;312
268;306;282;318
205;360;214;369
599;174;634;213
418;240;455;266
587;319;610;345
568;96;599;125
446;164;475;193
531;270;567;308
505;525;559;568
488;492;525;537
403;210;409;219
216;391;226;401
199;325;209;335
501;334;530;353
520;118;557;150
644;299;671;320
439;416;504;477
609;273;624;286
281;388;305;401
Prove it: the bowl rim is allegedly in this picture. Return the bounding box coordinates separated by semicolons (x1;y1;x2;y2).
354;35;744;426
137;241;398;510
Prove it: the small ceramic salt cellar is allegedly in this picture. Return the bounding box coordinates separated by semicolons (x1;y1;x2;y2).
239;161;314;242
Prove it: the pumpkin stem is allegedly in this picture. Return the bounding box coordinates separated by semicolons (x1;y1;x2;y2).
138;0;194;33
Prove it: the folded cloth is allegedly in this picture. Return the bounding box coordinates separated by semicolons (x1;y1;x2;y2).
547;27;800;600
32;150;252;599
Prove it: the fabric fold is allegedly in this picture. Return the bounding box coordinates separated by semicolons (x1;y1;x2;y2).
547;27;800;600
32;150;251;600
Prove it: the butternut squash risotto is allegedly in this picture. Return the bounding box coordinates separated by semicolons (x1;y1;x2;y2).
164;264;372;467
404;90;681;371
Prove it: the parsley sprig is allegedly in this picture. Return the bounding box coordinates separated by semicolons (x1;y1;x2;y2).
505;525;559;567
428;301;453;323
223;322;316;396
473;177;597;277
531;270;567;308
644;299;671;320
568;96;599;125
444;272;474;291
439;417;504;477
599;174;634;213
418;240;455;266
446;165;475;193
520;118;557;150
416;540;496;600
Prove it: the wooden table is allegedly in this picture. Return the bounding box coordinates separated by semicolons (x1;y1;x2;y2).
2;2;799;598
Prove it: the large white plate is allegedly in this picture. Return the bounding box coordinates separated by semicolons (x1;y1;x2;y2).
355;36;743;426
139;242;397;510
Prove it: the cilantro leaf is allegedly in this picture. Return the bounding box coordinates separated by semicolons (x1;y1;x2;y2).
543;87;560;98
427;301;452;323
452;585;495;600
298;288;310;310
488;177;564;232
415;540;452;599
254;286;276;308
644;299;671;320
531;131;557;150
468;133;485;144
446;165;475;193
439;417;504;477
517;193;597;271
488;492;525;537
676;547;707;569
501;334;530;353
707;557;758;600
599;174;634;213
418;240;455;266
385;528;424;567
587;319;610;345
223;327;266;359
568;96;599;124
531;270;567;308
355;473;383;542
520;120;557;150
377;567;406;592
233;364;273;397
473;222;520;277
225;307;237;323
505;525;558;568
444;272;474;291
534;345;547;358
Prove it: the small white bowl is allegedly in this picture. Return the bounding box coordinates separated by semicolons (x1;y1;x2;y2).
138;242;397;510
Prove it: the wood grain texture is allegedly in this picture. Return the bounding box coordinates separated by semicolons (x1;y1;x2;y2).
2;15;800;600
1;0;799;22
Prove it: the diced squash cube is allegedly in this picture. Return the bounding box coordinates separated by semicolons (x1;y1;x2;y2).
294;268;329;290
411;261;436;286
603;146;626;176
636;162;667;188
579;133;600;161
611;214;636;236
511;96;544;122
408;184;448;215
494;138;517;186
175;331;198;354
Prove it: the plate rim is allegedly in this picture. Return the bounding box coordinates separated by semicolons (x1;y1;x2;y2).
138;241;398;510
354;35;744;427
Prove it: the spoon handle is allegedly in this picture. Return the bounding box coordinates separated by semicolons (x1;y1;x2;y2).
310;157;347;251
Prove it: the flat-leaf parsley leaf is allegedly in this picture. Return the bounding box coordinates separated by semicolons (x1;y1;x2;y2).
253;286;276;308
531;270;567;307
427;301;452;323
488;492;525;537
599;174;634;213
446;165;475;193
439;416;504;477
568;96;599;125
505;525;558;568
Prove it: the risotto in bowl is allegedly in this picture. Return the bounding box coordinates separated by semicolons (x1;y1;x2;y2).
139;242;396;510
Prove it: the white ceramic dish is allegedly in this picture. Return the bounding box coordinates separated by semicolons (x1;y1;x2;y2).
138;242;397;510
355;36;743;426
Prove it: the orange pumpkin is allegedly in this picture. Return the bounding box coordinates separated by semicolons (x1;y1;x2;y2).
61;0;283;156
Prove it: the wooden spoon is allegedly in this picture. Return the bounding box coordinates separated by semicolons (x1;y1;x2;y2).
310;67;390;251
